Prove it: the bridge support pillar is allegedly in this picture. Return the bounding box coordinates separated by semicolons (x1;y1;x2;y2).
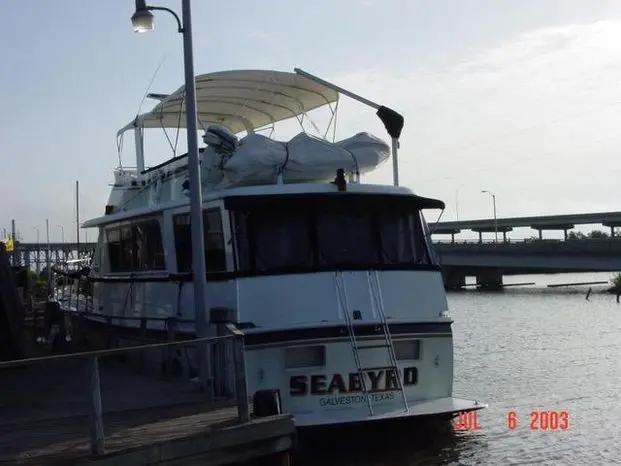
442;268;466;290
476;268;503;291
603;222;621;237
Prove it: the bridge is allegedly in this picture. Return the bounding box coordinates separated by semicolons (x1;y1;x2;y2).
432;210;621;242
6;242;96;273
431;210;621;289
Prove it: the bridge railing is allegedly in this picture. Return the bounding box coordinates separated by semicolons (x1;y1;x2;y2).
433;237;621;255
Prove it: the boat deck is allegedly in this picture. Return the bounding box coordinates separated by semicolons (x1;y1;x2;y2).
0;359;294;465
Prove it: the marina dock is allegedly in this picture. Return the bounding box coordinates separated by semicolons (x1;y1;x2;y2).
0;359;294;465
0;245;296;466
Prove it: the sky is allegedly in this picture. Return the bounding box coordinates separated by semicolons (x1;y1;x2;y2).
2;0;621;242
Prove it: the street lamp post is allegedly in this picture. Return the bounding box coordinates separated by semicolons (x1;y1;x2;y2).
131;0;210;388
45;219;51;293
32;226;40;273
481;190;498;243
455;189;460;223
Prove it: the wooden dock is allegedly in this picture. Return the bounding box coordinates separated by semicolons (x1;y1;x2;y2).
0;243;295;465
1;359;295;465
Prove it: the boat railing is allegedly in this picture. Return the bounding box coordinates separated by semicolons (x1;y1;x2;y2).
51;260;94;315
47;265;240;401
113;166;140;184
49;265;199;321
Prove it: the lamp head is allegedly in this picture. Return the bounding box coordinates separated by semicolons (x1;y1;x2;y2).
131;0;154;33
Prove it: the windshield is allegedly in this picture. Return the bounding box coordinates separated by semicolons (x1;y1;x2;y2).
228;194;438;275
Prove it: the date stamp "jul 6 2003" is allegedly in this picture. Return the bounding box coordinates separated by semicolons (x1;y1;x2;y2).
452;410;570;431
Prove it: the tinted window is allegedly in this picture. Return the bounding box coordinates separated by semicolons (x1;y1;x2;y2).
316;209;376;265
174;208;227;273
378;209;429;264
106;218;165;272
231;196;434;274
254;208;313;272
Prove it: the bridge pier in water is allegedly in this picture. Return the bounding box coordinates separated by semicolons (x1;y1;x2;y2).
442;267;503;291
442;268;467;291
475;268;503;290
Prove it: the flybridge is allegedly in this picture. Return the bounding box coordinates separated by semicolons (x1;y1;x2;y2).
115;68;405;187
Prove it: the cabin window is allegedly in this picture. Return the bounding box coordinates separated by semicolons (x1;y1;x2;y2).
232;212;252;272
230;195;435;275
105;218;165;272
106;228;126;271
378;210;430;264
233;208;314;273
173;208;227;273
254;208;313;272
205;209;226;271
137;220;166;269
316;209;376;266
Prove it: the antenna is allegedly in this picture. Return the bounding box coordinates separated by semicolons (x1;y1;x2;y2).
135;55;167;116
122;55;167;170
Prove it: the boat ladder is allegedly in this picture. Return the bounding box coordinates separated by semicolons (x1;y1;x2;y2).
334;271;373;415
334;271;408;416
367;270;409;413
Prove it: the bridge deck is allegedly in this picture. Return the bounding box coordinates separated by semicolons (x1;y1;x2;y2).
433;210;621;231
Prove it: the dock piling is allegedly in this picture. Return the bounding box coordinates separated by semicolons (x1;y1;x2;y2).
228;323;250;423
88;355;105;454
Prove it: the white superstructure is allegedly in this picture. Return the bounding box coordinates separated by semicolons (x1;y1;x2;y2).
59;68;484;427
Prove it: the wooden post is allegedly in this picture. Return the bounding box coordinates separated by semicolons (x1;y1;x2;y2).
79;311;88;350
105;316;112;349
233;334;250;423
165;318;176;377
75;274;80;314
138;317;147;372
87;356;105;454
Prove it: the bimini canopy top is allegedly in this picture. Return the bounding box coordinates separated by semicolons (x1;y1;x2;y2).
117;69;339;137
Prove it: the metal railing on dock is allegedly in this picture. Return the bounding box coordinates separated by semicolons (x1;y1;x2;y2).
0;326;249;457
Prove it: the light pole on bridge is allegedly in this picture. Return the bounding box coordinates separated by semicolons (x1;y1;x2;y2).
481;190;498;243
57;225;65;244
45;219;51;292
31;226;40;273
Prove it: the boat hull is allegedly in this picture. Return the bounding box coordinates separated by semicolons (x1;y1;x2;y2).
57;309;486;430
292;396;484;427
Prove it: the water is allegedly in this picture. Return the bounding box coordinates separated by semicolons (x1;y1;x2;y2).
299;272;621;465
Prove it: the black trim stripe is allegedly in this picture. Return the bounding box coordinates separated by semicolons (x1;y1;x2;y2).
243;322;452;346
71;319;452;347
59;264;443;284
223;193;446;211
79;317;196;342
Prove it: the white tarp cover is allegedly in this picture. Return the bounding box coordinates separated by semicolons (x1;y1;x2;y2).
218;132;390;186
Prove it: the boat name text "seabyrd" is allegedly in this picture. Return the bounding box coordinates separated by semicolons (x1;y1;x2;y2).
289;367;418;396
